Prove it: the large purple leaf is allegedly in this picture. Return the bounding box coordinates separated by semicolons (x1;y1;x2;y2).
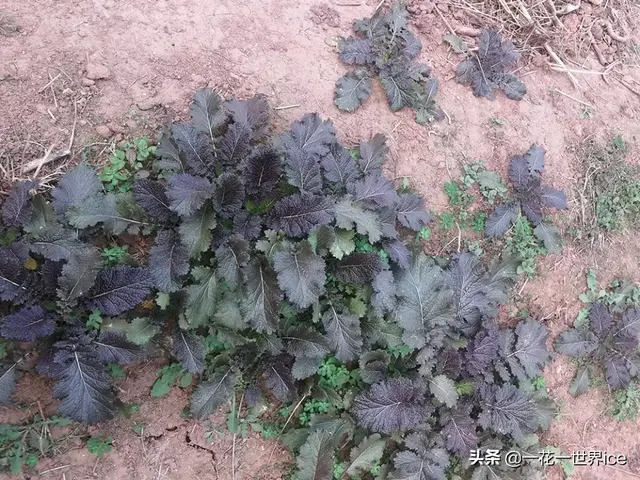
133;179;173;221
2;180;38;227
0;305;55;341
166;173;213;217
271;193;333;237
86;266;152;316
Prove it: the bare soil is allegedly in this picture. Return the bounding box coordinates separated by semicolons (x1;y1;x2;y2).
1;0;640;479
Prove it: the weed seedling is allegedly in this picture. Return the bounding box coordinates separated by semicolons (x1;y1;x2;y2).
0;415;73;475
87;435;113;458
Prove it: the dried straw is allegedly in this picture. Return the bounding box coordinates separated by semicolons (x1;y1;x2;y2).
445;0;636;63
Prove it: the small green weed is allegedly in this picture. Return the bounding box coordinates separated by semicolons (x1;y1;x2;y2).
578;135;640;233
542;445;575;477
299;399;331;426
416;225;431;241
435;161;508;247
0;415;73;475
577;269;640;313
505;215;546;277
99;137;155;192
438;212;456;230
612;383;640;421
87;435;113;458
107;363;126;378
333;461;347;479
488;117;505;126
151;363;193;397
86;310;103;331
101;245;128;266
355;234;389;260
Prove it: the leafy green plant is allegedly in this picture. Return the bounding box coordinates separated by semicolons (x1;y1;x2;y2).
456;29;526;100
0;415;72;475
580;135;640;232
151;363;193;397
485;144;567;256
99;137;156;192
612;382;640;421
505;214;546;277
334;3;443;124
0;89;557;480
101;245;128;266
86;435;113;458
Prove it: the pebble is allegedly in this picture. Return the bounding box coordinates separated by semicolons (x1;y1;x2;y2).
438;161;446;169
436;3;449;13
421;1;435;13
407;5;420;14
81;78;95;86
95;125;112;138
86;62;110;80
191;74;206;84
114;134;124;142
107;122;126;134
453;10;464;20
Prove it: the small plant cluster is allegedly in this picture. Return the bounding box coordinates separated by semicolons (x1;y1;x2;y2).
432;154;565;277
556;270;640;397
485;144;567;248
99;137;156;193
334;3;444;124
334;4;527;124
439;161;507;235
455;29;527;101
0;89;558;479
0;414;73;475
580;135;640;232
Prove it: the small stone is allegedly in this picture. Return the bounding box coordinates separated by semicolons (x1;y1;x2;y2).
95;125;112;138
407;5;420;14
436;3;449;13
114;133;123;142
421;1;435;12
107;122;126;134
574;124;582;137
125;119;137;129
453;9;464;20
82;78;95;86
137;100;157;111
86;63;110;80
191;74;206;84
437;161;445;169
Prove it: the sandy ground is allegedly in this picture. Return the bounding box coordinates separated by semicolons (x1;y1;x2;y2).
1;0;640;478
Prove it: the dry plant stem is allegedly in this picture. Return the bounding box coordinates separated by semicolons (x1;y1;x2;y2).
22;148;69;175
616;76;640;97
436;8;456;35
267;393;308;466
544;44;580;89
600;19;630;43
38;465;70;475
274;104;300;110
456;25;481;37
37;73;61;93
553;88;594;108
